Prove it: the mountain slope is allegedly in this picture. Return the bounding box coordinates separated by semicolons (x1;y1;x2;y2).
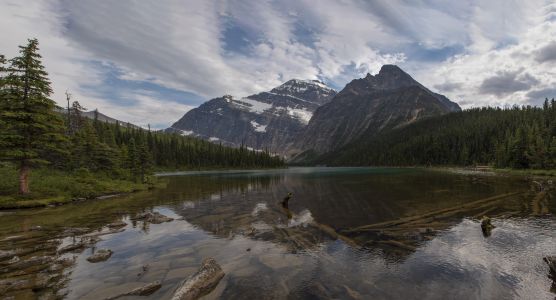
317;102;556;168
290;65;461;158
169;79;336;154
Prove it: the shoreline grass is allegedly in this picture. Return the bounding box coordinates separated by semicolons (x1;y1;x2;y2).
0;165;160;209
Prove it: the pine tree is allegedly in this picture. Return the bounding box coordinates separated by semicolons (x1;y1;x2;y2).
0;39;66;194
137;139;152;183
127;137;139;180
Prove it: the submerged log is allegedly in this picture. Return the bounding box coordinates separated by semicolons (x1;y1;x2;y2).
104;280;162;300
345;192;521;233
378;240;416;251
309;223;359;247
171;258;224;300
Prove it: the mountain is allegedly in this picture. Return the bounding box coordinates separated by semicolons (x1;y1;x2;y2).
289;65;461;160
55;107;140;128
169;79;336;154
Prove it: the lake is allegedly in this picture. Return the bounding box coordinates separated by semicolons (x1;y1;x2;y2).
0;167;555;299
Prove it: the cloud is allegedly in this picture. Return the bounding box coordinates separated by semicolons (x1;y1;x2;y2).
479;70;540;96
535;41;556;63
527;88;556;103
434;82;463;93
1;0;555;127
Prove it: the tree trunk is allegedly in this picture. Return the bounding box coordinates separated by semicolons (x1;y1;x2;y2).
19;163;30;194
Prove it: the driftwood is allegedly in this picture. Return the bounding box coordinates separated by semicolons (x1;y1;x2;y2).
344;192;522;233
171;258;224;300
104;280;162;300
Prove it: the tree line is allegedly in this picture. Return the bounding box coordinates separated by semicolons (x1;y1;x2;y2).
0;38;284;194
320;102;556;169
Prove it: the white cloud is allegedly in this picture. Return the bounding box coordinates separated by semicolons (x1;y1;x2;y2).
420;1;556;107
1;0;555;127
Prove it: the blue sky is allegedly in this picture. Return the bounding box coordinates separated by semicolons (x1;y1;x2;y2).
1;0;555;128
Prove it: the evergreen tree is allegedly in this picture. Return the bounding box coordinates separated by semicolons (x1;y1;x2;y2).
0;39;66;194
137;139;153;183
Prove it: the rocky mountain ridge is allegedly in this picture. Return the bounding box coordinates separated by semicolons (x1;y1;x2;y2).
169;79;337;153
289;65;461;159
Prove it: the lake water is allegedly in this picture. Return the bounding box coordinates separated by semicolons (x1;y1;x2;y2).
1;167;555;299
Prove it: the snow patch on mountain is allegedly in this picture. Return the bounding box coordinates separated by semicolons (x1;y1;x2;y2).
274;79;335;94
250;120;267;133
286;107;313;124
231;97;272;114
209;137;220;142
181;130;194;136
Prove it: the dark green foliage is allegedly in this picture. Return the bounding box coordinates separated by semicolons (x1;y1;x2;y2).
0;38;284;198
60;115;284;177
0;39;67;193
321;100;556;169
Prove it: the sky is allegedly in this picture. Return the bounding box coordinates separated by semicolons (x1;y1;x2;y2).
1;0;555;129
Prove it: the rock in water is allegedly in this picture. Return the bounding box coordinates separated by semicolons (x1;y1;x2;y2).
130;212;174;224
545;256;556;278
480;216;495;237
104;280;162;300
87;249;113;263
171;258;225;300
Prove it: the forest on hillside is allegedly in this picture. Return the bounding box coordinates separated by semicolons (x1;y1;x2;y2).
319;101;556;169
0;38;283;200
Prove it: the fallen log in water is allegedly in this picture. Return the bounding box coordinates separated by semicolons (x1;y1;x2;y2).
308;223;359;247
104;280;162;300
378;240;417;252
171;258;224;300
344;192;522;233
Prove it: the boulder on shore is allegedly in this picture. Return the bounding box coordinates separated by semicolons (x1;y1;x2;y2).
171;258;224;300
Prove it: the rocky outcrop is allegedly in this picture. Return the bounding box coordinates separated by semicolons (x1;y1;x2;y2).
171;258;224;300
290;65;461;157
169;79;336;155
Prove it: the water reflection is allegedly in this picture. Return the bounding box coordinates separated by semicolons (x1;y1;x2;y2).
0;168;555;299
